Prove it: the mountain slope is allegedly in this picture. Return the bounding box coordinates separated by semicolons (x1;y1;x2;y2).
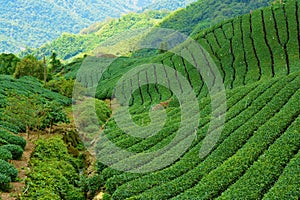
23;0;274;61
0;0;188;53
69;1;300;199
141;0;197;11
21;10;170;60
159;0;272;35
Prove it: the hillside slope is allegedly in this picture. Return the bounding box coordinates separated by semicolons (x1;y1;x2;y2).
21;10;170;60
0;75;71;192
141;0;197;11
159;0;272;35
0;0;189;53
69;1;300;199
22;0;275;61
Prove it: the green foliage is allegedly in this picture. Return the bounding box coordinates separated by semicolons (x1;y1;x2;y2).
0;53;20;75
45;77;75;98
0;0;183;53
14;55;44;80
23;136;84;200
0;148;12;161
103;193;112;200
80;174;102;197
263;149;300;200
159;0;272;36
0;159;18;181
0;144;23;160
49;52;62;73
141;0;197;12
0;130;26;149
73;98;111;146
0;173;11;191
2;93;44;133
24;10;170;60
40;101;70;131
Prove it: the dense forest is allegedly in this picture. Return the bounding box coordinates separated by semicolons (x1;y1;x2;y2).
0;0;299;199
20;0;273;62
0;0;190;53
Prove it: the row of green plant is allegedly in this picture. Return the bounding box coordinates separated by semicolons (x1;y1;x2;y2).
72;0;299;108
172;76;300;200
194;0;300;90
100;77;261;184
217;115;300;199
262;148;300;199
99;72;288;198
101;79;267;195
0;62;72;191
109;73;299;199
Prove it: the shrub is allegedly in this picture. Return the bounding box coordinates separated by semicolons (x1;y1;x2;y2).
23;136;84;200
0;173;11;191
0;130;26;149
0;159;18;181
1;144;24;160
0;148;12;161
0;138;8;146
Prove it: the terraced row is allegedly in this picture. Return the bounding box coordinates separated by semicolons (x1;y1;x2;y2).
96;72;300;199
197;0;300;89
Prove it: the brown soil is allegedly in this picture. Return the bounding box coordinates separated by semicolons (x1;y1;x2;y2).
1;133;37;200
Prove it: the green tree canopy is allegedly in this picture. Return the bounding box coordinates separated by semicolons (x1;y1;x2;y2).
14;55;44;80
49;52;62;73
0;53;20;75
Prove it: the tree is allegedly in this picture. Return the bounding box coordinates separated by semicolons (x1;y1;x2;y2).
40;101;70;133
0;53;20;75
14;55;44;80
45;77;75;98
49;52;62;73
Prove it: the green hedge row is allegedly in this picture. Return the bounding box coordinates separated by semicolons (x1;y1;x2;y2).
98;76;257;180
106;75;274;196
0;148;12;161
0;144;24;160
108;72;295;199
218;116;300;199
0;159;18;182
263;149;300;200
0;173;11;191
173;77;300;199
192;1;299;91
0;130;26;149
22;136;84;200
115;74;298;199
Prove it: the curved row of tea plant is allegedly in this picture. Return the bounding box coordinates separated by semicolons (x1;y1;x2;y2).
106;72;299;200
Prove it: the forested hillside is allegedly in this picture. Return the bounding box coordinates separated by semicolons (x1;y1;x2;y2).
141;0;197;11
21;0;273;61
20;10;170;60
0;0;189;53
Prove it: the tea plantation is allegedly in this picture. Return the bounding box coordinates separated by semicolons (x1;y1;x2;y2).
0;0;299;199
85;1;300;199
0;75;71;191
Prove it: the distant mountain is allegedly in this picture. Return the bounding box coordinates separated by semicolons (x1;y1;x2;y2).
141;0;197;12
20;10;170;60
0;0;189;53
24;0;273;61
